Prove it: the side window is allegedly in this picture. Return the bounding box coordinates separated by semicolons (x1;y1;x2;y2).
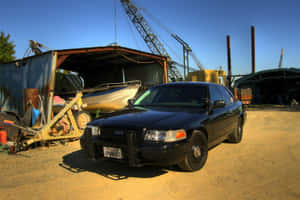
224;87;234;98
209;85;224;102
219;86;234;105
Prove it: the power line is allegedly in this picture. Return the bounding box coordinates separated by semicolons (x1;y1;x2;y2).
126;17;142;50
141;7;173;35
121;5;142;50
114;0;117;44
159;35;182;62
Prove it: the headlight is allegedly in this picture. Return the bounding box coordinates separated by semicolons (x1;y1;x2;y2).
86;125;101;136
144;129;186;142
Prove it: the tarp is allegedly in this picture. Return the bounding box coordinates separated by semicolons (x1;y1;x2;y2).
0;52;54;117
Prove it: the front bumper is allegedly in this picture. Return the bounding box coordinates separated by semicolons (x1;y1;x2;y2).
80;134;187;167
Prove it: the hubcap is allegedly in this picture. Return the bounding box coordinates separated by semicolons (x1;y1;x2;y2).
192;145;201;158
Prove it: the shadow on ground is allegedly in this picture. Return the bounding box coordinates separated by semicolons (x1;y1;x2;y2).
246;105;300;112
59;150;169;180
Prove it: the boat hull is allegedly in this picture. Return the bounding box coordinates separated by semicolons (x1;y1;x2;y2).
82;85;140;112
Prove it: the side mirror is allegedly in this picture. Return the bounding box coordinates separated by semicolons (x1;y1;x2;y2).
213;100;226;108
128;99;135;106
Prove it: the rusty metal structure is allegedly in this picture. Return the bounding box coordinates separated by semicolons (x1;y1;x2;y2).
251;26;255;74
226;35;232;89
230;26;300;106
0;45;168;149
171;34;204;78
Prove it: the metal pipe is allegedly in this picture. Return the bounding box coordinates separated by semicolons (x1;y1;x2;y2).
187;51;190;75
251;26;255;73
122;67;126;83
183;47;186;78
163;60;168;83
47;52;57;123
226;35;232;88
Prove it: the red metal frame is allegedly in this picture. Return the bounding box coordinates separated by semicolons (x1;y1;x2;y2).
55;46;168;83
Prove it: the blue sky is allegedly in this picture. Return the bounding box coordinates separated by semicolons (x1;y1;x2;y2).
1;0;299;75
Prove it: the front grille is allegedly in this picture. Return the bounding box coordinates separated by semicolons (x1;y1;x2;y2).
98;128;143;165
99;128;143;145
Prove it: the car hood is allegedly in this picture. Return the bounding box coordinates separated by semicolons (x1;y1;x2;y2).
89;107;208;130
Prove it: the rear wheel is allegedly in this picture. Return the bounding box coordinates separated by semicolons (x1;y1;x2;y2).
178;130;208;171
227;118;243;143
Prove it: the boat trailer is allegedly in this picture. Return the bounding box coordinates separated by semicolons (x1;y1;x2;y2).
4;92;91;151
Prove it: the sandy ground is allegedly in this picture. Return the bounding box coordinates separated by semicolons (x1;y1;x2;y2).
0;110;300;200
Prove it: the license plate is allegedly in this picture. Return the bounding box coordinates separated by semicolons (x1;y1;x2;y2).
103;147;123;159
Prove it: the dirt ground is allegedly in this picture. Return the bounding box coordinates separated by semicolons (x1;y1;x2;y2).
0;110;300;200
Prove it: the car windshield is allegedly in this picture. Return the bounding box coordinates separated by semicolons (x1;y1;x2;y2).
134;85;208;107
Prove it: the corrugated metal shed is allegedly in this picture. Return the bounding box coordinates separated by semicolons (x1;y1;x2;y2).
0;52;54;117
55;46;168;87
234;68;300;105
0;45;168;119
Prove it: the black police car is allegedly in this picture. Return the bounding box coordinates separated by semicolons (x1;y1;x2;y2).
80;82;246;171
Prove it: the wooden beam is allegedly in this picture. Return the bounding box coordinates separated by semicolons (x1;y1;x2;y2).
56;55;69;68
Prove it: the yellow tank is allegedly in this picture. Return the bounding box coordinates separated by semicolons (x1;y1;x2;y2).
186;70;226;85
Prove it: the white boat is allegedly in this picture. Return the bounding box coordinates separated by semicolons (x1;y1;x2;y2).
81;80;141;112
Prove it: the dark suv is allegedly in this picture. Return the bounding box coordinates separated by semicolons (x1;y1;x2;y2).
80;82;246;171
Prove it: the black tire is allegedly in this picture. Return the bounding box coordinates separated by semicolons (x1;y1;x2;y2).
178;130;208;171
227;118;243;143
74;111;92;129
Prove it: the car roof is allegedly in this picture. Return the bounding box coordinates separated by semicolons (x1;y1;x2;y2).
158;81;222;87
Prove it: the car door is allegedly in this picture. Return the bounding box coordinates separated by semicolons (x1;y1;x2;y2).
219;86;240;135
207;85;228;145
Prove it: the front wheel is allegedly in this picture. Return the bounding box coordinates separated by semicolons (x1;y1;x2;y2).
178;131;208;171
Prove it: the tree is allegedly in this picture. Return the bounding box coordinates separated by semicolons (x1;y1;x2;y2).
0;32;16;63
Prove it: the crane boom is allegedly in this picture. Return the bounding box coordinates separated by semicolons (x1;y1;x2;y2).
171;34;192;52
171;34;204;71
120;0;183;80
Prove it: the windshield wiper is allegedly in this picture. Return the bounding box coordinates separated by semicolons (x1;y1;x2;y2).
133;104;161;107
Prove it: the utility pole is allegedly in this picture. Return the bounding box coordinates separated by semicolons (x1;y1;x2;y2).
251;26;255;74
